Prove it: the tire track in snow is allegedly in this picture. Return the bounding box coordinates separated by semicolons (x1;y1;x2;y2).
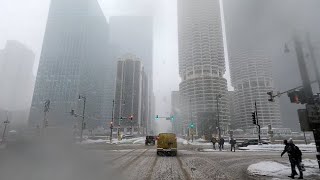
118;149;149;172
176;155;192;180
145;154;158;180
107;149;137;163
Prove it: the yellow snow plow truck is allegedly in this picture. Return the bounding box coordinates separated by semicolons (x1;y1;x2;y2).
156;133;177;156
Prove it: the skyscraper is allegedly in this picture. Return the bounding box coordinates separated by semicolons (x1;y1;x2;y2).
229;51;282;129
0;40;35;124
109;16;154;132
29;0;110;128
114;54;146;134
177;0;229;136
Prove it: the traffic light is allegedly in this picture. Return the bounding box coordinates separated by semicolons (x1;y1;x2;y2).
110;121;113;128
267;91;274;102
190;122;195;128
287;89;307;104
288;91;299;104
252;112;256;125
129;115;133;120
70;109;75;116
155;115;159;121
170;115;174;121
120;117;123;121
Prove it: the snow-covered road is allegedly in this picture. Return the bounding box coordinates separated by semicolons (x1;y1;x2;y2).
90;144;317;180
1;138;318;180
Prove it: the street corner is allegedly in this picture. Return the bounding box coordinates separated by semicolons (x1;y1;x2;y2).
247;159;320;180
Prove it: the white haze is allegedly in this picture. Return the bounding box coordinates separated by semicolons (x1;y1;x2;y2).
0;0;232;132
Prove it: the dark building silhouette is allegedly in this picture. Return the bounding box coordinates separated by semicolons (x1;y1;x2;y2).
109;16;154;132
114;54;148;134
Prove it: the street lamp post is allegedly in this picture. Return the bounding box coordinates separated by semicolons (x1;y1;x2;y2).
110;100;115;143
79;95;86;143
1;113;10;144
216;94;222;140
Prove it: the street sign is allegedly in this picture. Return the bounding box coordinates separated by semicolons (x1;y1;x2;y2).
306;104;320;123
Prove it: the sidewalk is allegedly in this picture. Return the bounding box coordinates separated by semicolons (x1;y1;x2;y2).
247;159;320;179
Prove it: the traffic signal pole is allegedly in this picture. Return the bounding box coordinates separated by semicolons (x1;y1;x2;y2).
255;101;261;144
110;100;114;143
293;34;320;168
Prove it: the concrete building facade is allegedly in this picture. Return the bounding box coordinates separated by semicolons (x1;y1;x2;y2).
229;50;282;130
177;0;230;136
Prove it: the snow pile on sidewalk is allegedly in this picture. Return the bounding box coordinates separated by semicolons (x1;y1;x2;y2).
239;144;316;153
79;139;108;144
105;137;145;145
180;138;212;146
248;159;320;178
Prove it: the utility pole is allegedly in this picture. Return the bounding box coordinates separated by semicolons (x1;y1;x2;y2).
189;97;193;142
110;100;114;143
255;101;261;144
216;94;222;140
292;34;319;168
1;112;10;144
79;95;86;143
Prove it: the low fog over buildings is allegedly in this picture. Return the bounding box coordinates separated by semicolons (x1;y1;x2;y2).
224;0;320;131
228;50;282;130
0;40;35;125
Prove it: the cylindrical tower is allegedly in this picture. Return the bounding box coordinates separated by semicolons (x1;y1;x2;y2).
229;50;282;130
178;0;230;137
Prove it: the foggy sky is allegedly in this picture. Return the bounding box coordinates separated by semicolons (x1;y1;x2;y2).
0;0;182;131
1;0;319;131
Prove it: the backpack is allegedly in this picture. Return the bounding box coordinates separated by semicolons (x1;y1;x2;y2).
292;145;302;158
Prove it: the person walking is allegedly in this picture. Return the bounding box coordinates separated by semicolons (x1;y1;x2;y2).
219;137;225;151
211;137;217;150
230;138;236;152
281;139;303;179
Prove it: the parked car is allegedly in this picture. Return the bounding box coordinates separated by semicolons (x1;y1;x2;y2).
237;139;268;147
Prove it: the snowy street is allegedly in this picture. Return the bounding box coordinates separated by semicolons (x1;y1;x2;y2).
1;137;319;180
86;141;318;180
